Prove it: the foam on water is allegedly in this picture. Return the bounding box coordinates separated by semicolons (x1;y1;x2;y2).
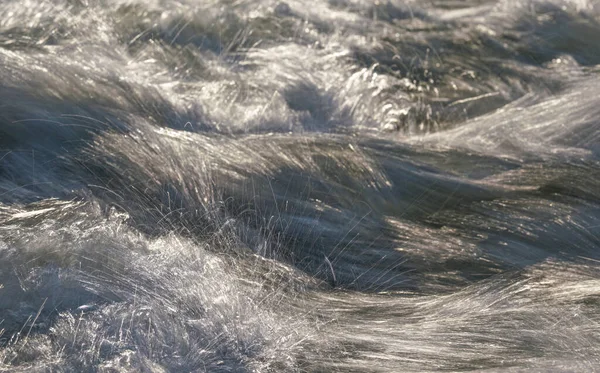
1;0;600;371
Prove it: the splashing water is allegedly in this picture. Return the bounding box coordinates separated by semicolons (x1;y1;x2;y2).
1;0;600;371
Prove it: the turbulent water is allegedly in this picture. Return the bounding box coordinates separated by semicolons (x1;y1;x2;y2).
1;0;600;371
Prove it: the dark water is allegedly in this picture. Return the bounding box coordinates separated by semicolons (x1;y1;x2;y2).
1;0;600;371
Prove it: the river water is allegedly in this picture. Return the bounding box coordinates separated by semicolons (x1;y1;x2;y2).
1;0;600;371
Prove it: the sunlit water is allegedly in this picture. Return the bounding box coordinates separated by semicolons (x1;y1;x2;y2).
1;0;600;371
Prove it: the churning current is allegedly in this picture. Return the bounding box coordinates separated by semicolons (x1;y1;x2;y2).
1;0;600;371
